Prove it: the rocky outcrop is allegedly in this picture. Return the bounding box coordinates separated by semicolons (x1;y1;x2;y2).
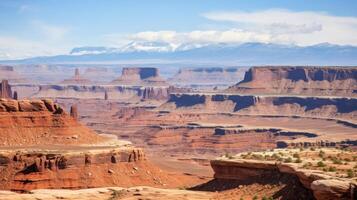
70;105;78;120
0;80;12;99
111;67;168;86
211;159;356;200
0;147;146;191
277;139;357;148
169;67;247;87
33;85;170;100
227;66;357;97
60;68;92;85
0;99;105;146
162;93;357;119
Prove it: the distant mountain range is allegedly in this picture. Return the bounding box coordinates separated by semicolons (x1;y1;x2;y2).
2;42;357;65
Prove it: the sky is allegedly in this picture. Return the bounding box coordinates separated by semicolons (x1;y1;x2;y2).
0;0;357;59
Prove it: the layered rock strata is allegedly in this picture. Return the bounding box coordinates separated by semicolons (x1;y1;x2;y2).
111;67;167;86
169;67;247;87
33;85;170;100
227;66;357;97
162;93;357;120
0;80;12;99
0;99;105;146
0;147;145;191
211;158;356;200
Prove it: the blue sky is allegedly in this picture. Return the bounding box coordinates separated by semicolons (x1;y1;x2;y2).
1;0;357;59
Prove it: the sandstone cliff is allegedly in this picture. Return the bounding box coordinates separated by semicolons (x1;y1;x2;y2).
0;147;146;191
211;158;356;200
162;93;357;120
227;66;357;97
111;67;168;86
169;67;247;87
0;99;105;146
33;85;170;100
0;80;12;99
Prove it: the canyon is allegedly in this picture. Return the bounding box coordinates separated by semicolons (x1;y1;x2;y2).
0;65;356;199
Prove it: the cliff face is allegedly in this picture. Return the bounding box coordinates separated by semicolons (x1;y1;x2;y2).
169;67;247;87
0;99;105;146
211;159;356;200
163;93;357;120
228;66;357;97
0;147;146;191
111;67;167;86
0;80;12;99
33;85;170;100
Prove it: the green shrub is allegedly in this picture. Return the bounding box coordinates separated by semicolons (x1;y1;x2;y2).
318;150;325;158
328;166;337;172
295;158;302;163
332;157;342;165
284;157;293;163
293;153;300;158
317;161;326;167
347;169;354;178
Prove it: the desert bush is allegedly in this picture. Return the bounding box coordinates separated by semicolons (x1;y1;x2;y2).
295;158;302;163
347;169;355;178
317;161;326;167
328;166;337;172
318;150;325;158
310;147;316;151
284;157;293;163
293;153;300;158
332;157;343;165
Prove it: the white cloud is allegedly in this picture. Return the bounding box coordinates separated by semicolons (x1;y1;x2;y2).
202;9;357;45
106;9;357;47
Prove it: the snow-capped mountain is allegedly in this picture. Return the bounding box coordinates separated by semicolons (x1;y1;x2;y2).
1;42;357;65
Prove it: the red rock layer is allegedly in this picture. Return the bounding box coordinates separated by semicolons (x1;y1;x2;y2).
0;80;12;99
0;99;105;146
111;67;167;86
227;66;357;97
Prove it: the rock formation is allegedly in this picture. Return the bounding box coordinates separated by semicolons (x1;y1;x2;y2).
169;67;247;87
211;158;356;200
13;91;18;100
0;80;12;99
162;93;357;120
60;68;92;85
33;85;170;101
0;147;146;191
0;99;105;146
227;66;357;97
111;67;168;86
104;91;108;100
70;105;78;120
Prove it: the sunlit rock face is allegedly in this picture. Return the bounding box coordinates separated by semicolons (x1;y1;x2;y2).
227;66;357;97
